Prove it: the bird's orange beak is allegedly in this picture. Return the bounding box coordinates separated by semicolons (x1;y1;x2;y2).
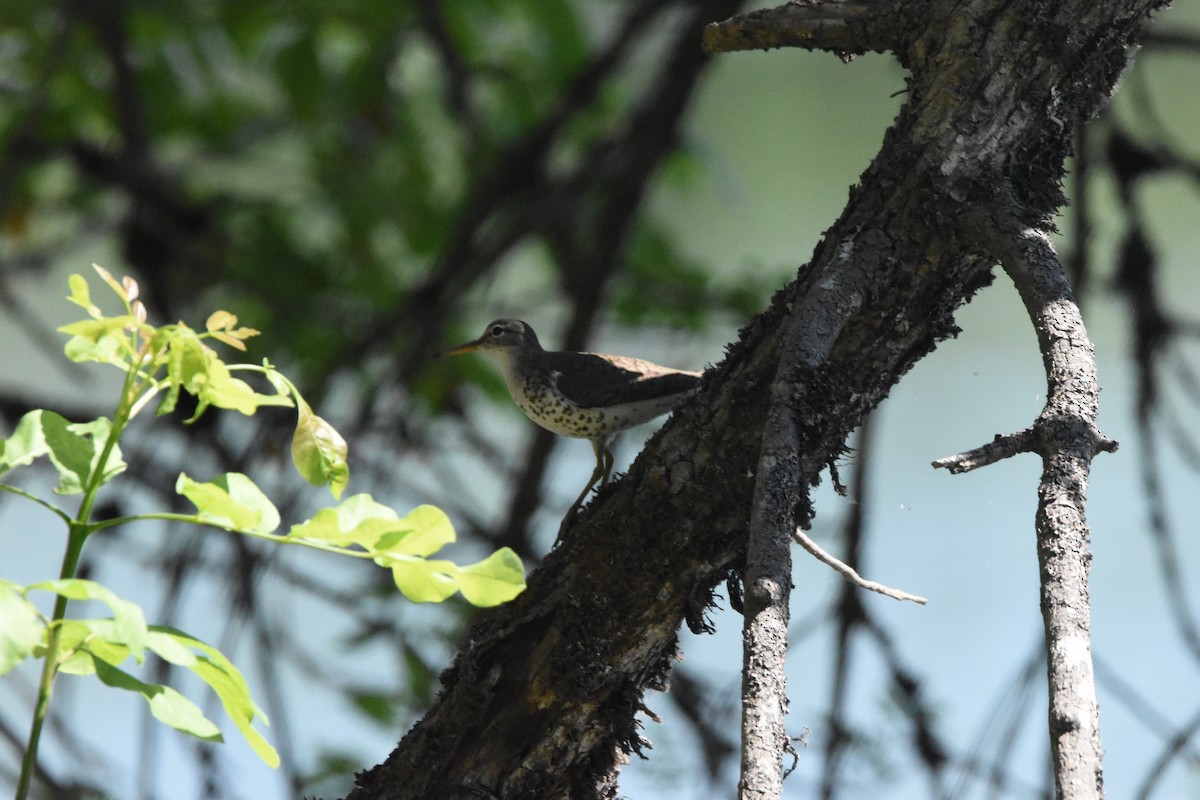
442;337;483;357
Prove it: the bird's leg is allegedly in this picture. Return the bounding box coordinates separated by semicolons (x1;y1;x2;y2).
597;439;615;486
556;440;609;542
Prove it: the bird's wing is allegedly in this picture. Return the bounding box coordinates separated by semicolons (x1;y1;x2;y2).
546;351;701;409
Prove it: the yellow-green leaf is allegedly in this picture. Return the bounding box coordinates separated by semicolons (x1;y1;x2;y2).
385;557;460;604
90;655;223;742
0;580;42;676
374;504;454;558
147;626;278;767
176;472;281;535
455;548;526;607
291;397;349;498
28;579;147;663
206;310;238;332
65;273;101;317
286;494;404;549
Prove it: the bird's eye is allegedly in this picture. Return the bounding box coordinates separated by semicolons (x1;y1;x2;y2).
490;325;504;337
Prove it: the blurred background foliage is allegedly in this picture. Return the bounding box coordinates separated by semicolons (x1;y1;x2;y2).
1;1;1199;798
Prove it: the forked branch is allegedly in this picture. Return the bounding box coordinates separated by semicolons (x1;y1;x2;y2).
936;204;1118;799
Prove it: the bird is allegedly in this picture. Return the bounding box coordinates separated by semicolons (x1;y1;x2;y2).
445;319;702;536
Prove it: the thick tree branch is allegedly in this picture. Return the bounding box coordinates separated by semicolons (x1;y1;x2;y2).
940;208;1118;798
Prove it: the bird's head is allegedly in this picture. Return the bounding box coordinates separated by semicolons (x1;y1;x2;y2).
444;319;541;358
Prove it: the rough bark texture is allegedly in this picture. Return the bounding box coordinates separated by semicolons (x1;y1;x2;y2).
935;213;1119;796
738;248;884;798
344;1;1164;797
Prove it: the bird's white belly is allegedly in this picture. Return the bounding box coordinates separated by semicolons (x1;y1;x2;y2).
504;372;682;441
509;374;606;439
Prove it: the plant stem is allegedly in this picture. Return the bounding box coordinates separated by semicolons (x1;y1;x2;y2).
15;522;89;800
90;513;377;559
0;485;72;524
15;365;137;800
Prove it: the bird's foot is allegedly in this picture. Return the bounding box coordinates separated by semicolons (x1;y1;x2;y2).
554;500;585;546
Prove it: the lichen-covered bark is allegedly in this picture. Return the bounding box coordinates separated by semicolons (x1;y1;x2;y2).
344;1;1165;798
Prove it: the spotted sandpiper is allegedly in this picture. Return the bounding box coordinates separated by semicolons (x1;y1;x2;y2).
446;319;702;534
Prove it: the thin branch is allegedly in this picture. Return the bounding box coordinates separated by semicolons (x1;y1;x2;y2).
793;528;927;604
859;613;950;792
703;0;895;57
739;361;799;800
931;429;1037;474
820;419;872;800
1134;705;1200;800
1094;655;1200;766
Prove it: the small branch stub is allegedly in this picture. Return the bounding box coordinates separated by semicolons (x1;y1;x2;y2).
932;429;1038;474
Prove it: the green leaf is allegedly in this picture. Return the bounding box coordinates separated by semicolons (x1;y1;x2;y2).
146;626;278;767
204;310;260;350
49;623;278;766
286;493;403;549
53;619;106;675
0;410;48;475
65;273;101;317
0;580;43;676
374;504;455;558
81;621;136;666
176;472;281;535
28;579;147;663
160;332;291;421
161;331;209;418
142;627;197;667
197;358;291;417
454;548;526;607
51;416;125;494
262;364;290;396
58;317;135;365
0;411;126;494
291;397;349;498
384;557;460;604
156;333;189;416
89;655;223;742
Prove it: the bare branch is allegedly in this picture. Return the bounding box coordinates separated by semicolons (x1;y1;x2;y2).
792;528;927;605
703;0;896;57
956;205;1116;800
932;429;1037;473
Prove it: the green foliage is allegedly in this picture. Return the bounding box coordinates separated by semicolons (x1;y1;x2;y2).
0;581;42;676
0;266;525;799
291;395;350;499
0;411;125;496
176;472;283;535
0;1;744;791
286;497;524;606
